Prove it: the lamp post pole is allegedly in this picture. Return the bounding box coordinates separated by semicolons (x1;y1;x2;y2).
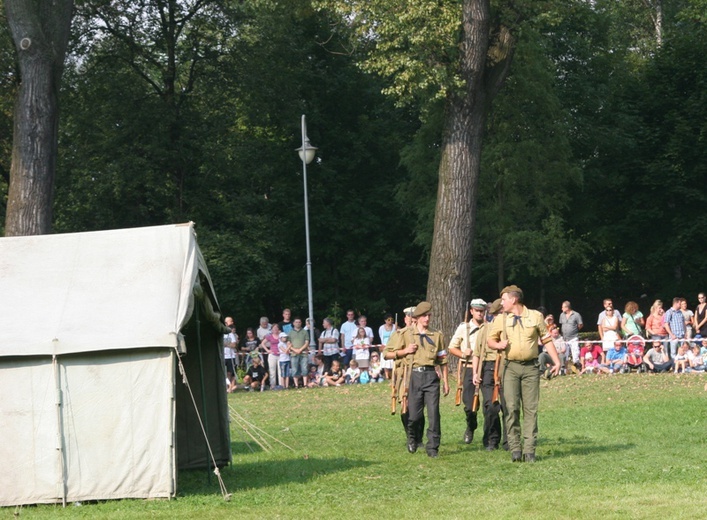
297;115;317;351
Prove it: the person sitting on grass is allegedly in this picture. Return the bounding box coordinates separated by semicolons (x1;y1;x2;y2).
243;355;268;391
345;359;361;384
687;344;705;372
580;352;605;374
580;342;605;370
307;355;326;387
368;352;385;382
643;340;674;373
673;342;689;374
324;359;344;387
604;340;628;373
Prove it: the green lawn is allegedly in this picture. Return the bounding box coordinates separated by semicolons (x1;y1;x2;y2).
7;373;707;519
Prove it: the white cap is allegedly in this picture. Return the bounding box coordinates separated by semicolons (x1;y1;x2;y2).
470;298;487;309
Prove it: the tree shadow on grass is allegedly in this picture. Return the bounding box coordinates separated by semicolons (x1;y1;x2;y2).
537;435;636;459
179;456;371;496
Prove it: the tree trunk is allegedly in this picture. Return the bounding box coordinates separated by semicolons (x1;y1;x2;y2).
3;0;73;236
427;0;515;341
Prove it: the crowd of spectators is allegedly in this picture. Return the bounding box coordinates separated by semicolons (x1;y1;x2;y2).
222;293;707;392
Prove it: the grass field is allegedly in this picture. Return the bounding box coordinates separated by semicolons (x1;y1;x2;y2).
7;373;707;519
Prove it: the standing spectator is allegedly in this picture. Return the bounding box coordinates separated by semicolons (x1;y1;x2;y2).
278;308;293;334
278;332;291;389
559;301;583;372
318;318;341;372
288;318;309;389
223;321;238;393
378;314;397;379
352;327;371;373
643;340;674;373
243;355;268;391
599;307;620;354
597;299;622;341
241;328;261;368
262;323;281;389
339;309;358;368
680;299;694;340
663;297;686;358
645;300;668;340
694;293;707;338
621;301;645;338
357;316;375;350
256;317;272;341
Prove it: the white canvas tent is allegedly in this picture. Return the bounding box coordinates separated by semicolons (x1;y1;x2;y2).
0;223;231;507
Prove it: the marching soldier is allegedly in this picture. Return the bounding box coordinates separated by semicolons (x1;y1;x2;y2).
487;286;561;462
448;298;487;445
386;301;449;458
472;298;507;451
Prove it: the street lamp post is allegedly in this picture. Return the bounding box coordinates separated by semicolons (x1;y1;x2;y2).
296;114;317;351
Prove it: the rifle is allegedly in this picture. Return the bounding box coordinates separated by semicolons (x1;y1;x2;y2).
471;326;486;412
400;327;415;414
390;362;398;414
455;301;471;406
492;311;508;404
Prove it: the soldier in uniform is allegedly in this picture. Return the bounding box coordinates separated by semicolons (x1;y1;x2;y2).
384;307;423;444
487;286;561;462
386;301;449;458
472;298;507;451
448;298;487;445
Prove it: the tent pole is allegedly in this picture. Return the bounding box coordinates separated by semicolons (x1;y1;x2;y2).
53;355;68;507
194;298;212;483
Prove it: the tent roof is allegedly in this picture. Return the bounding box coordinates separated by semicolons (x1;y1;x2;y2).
0;223;219;357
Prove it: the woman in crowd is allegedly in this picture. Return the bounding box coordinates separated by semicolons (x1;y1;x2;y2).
352;327;371;373
680;299;694;339
378;314;396;379
600;306;620;353
695;293;707;338
242;327;262;368
621;301;644;338
645;300;668;340
318;317;340;372
262;323;281;389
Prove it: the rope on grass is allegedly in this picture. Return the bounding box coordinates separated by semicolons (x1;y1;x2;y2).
229;405;296;452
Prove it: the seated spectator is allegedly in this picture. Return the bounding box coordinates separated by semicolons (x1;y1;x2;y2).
580;342;604;370
687;344;705;372
643;340;674;373
626;336;646;372
324;359;344;387
307;354;326;387
368;352;385;382
278;332;291;390
580;352;606;374
699;337;707;358
243;355;268;391
352;327;371;373
673;342;689;374
345;359;361;384
540;328;566;376
604;340;628;373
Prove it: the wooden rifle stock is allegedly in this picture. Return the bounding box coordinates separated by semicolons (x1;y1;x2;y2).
401;361;410;414
455;302;471;406
492;355;501;404
390;365;398;414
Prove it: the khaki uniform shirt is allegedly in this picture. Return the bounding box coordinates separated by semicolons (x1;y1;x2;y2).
488;306;550;361
473;320;498;362
384;326;447;368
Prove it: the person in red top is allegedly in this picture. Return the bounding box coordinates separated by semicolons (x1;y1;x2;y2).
579;342;604;370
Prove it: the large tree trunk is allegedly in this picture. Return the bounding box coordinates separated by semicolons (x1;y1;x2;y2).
4;0;73;236
427;0;515;343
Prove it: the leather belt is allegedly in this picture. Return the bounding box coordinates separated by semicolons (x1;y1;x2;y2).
412;365;436;372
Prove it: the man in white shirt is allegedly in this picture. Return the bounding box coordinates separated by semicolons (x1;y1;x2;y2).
340;309;358;368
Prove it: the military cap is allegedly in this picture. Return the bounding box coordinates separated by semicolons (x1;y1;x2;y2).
489;298;503;314
470;298;487;309
412;301;432;318
500;285;523;299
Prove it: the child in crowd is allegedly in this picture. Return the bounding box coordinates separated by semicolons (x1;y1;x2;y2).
278;332;291;389
674;343;689;373
368;352;384;382
345;359;361;384
580;352;604;374
324;359;344;387
352;327;370;374
687;344;705;372
306;355;326;388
